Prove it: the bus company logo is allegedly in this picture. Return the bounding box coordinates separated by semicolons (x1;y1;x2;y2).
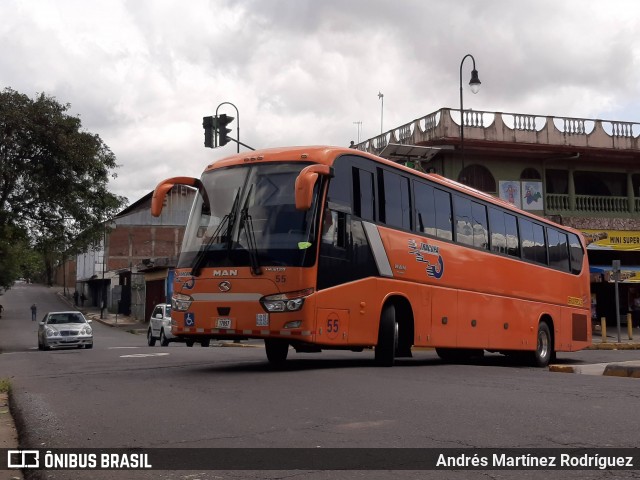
183;277;195;289
408;239;444;279
213;269;238;277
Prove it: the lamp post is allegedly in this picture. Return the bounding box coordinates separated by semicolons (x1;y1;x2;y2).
378;92;384;134
100;219;107;319
459;54;481;180
353;121;362;143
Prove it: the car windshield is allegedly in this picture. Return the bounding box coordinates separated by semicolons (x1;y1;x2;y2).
47;314;86;325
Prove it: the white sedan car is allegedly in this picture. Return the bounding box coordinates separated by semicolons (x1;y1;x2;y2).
38;311;93;350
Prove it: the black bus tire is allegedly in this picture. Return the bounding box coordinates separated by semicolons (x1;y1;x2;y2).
530;322;553;368
375;304;397;367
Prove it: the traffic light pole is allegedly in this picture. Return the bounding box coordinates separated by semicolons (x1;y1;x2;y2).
216;102;240;153
223;136;255;151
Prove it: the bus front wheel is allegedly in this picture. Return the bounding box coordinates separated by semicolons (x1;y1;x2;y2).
265;338;289;365
530;322;553;368
375;304;397;367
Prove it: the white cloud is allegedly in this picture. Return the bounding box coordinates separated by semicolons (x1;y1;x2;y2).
2;0;640;204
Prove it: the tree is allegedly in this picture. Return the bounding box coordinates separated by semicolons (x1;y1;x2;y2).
0;87;127;287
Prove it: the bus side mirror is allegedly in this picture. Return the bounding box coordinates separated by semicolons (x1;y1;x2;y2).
295;165;333;211
151;177;202;217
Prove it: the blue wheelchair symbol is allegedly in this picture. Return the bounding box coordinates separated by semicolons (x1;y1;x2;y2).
185;313;195;327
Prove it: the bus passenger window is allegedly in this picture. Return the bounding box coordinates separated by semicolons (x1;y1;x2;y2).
472;202;489;249
454;196;473;246
504;213;519;257
521;219;547;264
353;168;375;221
381;170;411;230
414;181;436;236
568;233;584;274
548;228;570;272
434;188;452;240
489;207;507;254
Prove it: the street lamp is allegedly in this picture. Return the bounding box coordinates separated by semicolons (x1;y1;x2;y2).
459;54;481;180
378;92;384;134
353;121;362;143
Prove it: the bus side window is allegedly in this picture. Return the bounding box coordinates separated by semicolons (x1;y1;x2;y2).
521;218;547;265
322;210;348;249
434;188;453;240
547;228;570;272
568;233;584;274
353;168;375;221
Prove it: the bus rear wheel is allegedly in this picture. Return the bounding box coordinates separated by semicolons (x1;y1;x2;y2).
375;304;397;367
529;322;553;368
265;338;289;365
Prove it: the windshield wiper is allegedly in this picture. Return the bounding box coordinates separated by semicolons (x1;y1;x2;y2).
191;190;241;276
238;184;262;276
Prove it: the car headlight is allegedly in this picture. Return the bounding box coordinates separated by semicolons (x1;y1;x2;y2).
80;326;92;336
45;327;59;337
260;288;313;313
172;293;193;311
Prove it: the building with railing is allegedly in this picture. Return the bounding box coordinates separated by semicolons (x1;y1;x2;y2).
354;108;640;325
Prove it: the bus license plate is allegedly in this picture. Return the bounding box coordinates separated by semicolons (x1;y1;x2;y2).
215;318;232;329
256;313;269;327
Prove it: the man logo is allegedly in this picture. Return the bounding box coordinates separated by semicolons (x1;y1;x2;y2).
219;281;231;292
213;269;238;277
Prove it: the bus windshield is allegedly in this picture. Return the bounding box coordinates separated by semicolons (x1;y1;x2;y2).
178;162;319;272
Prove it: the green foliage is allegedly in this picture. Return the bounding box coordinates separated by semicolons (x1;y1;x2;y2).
0;87;128;285
0;378;10;394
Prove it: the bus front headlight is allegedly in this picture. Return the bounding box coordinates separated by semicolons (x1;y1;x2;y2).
260;288;313;313
172;293;193;311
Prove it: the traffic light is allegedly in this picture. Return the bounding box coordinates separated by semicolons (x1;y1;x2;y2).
217;114;234;147
203;116;217;148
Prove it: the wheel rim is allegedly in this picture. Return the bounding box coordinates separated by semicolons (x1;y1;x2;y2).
538;329;549;359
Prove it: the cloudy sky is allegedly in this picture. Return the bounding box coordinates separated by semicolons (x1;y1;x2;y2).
2;0;639;204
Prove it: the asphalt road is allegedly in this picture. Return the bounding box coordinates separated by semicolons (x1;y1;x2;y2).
1;283;640;480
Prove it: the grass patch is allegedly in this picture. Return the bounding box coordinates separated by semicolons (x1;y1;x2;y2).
0;378;11;394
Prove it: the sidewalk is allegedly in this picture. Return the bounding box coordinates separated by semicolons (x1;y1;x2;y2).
587;325;640;350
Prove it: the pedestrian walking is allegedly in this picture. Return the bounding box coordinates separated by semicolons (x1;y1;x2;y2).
80;293;86;307
73;290;79;306
31;303;37;321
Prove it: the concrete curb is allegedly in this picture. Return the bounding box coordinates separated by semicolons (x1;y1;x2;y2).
586;342;640;350
549;360;640;377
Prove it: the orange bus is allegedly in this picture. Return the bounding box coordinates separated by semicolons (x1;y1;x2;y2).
151;146;591;367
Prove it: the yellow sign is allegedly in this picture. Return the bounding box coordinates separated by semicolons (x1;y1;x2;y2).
567;296;584;307
581;230;640;251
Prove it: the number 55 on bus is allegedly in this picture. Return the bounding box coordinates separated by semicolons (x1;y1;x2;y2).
151;146;591;367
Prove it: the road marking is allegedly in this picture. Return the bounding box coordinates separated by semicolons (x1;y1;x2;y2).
109;346;142;349
120;353;170;358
